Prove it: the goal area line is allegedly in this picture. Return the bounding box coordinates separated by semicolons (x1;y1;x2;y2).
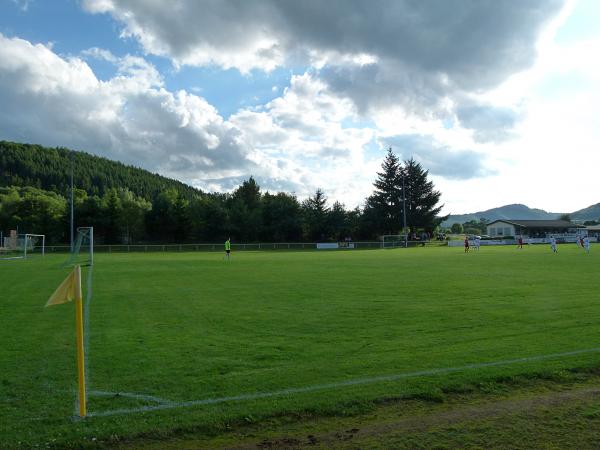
84;345;600;419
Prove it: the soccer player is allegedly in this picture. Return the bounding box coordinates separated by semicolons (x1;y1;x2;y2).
579;236;585;249
464;236;470;253
474;236;481;250
517;235;523;249
224;237;231;261
584;236;591;253
550;236;558;253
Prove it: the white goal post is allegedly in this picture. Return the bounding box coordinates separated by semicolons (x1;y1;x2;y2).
65;227;94;267
24;234;45;258
0;233;45;259
382;234;408;249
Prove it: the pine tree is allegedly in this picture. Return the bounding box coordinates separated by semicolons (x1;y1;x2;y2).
302;189;330;241
365;148;403;234
228;177;262;241
402;158;446;232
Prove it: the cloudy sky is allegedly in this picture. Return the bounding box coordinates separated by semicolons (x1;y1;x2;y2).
1;0;599;214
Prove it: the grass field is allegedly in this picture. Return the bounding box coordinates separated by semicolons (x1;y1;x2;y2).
1;244;599;448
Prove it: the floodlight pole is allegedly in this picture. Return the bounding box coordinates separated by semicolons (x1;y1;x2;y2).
402;172;407;248
70;151;74;253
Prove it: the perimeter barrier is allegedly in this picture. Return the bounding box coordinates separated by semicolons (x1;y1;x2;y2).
42;240;453;254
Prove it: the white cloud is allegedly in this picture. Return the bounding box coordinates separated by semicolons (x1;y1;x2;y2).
3;0;600;214
80;0;567;144
0;34;382;206
230;73;379;204
0;34;254;181
10;0;33;11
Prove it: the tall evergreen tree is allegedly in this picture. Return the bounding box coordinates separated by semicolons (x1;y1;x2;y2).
302;189;330;241
364;148;403;235
402;158;446;232
234;176;261;209
230;176;262;241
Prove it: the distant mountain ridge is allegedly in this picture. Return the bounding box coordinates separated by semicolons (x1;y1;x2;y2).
442;203;600;227
572;203;600;221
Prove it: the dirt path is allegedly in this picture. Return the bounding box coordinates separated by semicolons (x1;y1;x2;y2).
115;378;600;449
232;386;600;449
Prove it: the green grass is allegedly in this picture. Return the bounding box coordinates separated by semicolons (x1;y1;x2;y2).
1;244;599;448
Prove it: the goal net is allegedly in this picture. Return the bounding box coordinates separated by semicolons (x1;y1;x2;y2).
65;227;94;267
0;233;45;260
382;234;407;249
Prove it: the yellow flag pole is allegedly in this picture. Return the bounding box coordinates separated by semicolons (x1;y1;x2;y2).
74;265;86;417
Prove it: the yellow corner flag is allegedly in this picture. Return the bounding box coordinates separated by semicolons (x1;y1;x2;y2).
45;266;81;307
45;265;86;417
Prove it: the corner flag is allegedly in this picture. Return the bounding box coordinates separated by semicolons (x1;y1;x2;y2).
45;265;87;417
46;266;81;307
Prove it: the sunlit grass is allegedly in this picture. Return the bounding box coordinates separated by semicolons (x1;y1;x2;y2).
1;244;599;447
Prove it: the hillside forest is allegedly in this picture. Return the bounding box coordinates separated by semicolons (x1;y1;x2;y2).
0;142;445;244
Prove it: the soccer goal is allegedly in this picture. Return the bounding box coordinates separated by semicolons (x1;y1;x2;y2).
24;234;45;258
382;234;408;249
65;227;94;267
0;233;45;260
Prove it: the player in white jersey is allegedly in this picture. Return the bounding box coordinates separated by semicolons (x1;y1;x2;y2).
583;236;590;253
474;236;481;250
550;236;558;253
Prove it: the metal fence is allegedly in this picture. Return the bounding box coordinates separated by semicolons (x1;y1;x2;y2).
44;242;376;253
43;240;448;254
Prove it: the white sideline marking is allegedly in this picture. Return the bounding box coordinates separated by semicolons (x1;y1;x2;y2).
89;390;173;405
86;346;600;418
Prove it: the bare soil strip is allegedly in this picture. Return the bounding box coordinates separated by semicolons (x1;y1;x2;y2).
236;386;600;449
116;375;600;449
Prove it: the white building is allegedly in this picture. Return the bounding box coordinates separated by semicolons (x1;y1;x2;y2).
486;220;584;239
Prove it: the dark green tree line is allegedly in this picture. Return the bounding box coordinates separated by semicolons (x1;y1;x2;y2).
1;142;446;244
